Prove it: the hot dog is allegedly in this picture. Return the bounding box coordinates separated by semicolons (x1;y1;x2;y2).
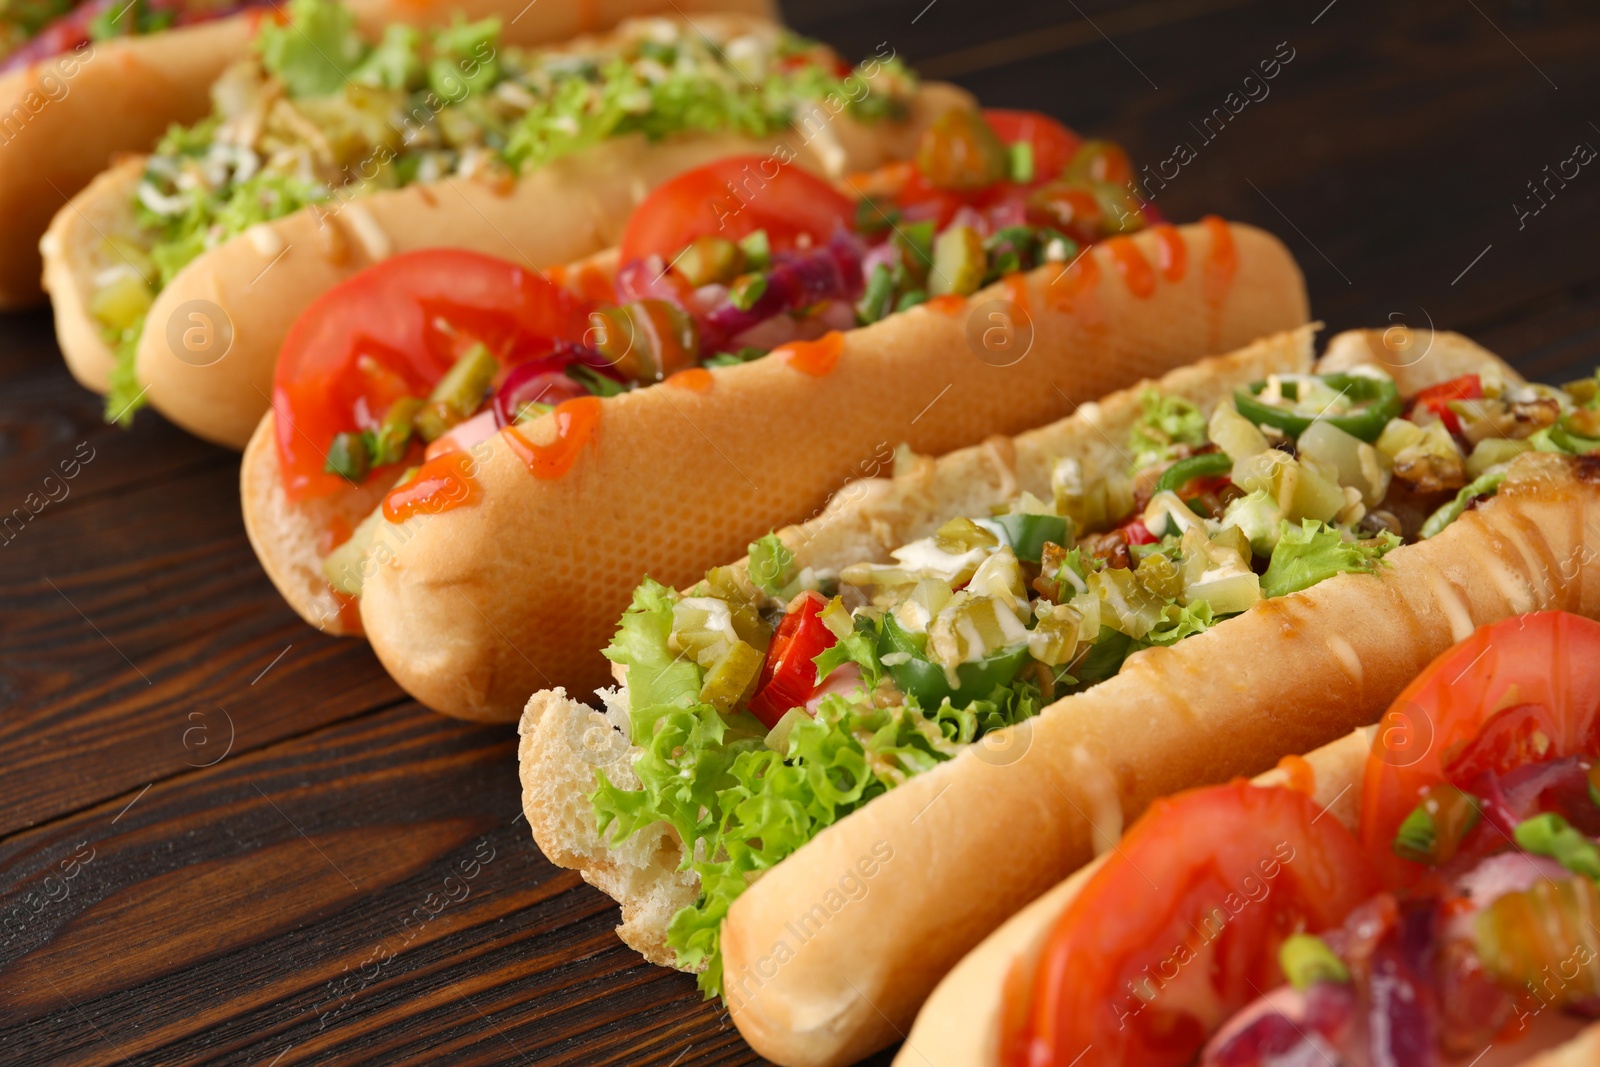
237;120;1309;719
906;611;1600;1067
516;324;1600;1066
42;0;969;446
0;0;774;307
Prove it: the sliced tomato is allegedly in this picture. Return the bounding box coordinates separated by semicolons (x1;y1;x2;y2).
1360;611;1600;886
1005;781;1379;1067
746;590;836;728
618;156;853;264
1407;373;1483;437
981;109;1082;184
273;249;593;501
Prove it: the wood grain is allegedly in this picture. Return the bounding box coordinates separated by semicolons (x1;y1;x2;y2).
1;0;1597;1063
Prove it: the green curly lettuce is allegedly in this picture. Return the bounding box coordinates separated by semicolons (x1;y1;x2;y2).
591;579;1039;998
1260;520;1401;599
1128;389;1207;470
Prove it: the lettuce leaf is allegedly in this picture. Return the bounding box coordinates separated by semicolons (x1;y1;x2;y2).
1260;520;1401;598
103;323;145;426
1128;389;1207;470
256;0;369;98
591;580;1043;999
747;533;795;597
352;24;422;90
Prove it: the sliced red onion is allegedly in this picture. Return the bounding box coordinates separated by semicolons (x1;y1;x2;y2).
491;342;611;427
697;229;865;353
1366;941;1438;1067
1500;755;1598;832
614;255;687;307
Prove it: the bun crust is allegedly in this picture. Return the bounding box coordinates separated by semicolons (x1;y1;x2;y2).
351;221;1308;720
45;31;971;449
9;0;776;309
512;326;1600;1066
720;449;1600;1067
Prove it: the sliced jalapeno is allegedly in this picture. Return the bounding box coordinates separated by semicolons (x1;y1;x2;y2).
1154;451;1233;495
878;612;1028;710
977;513;1070;564
1234;373;1401;444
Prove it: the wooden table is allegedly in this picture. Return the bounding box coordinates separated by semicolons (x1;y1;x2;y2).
3;1;1597;1063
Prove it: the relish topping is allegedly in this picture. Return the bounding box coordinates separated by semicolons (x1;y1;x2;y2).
96;0;919;422
589;362;1600;998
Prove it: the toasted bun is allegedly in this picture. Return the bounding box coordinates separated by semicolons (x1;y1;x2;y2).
514;330;1318;972
41;156;146;393
718;448;1600;1067
515;326;1600;1065
901;722;1599;1067
6;0;775;309
353;221;1308;720
44;13;971;449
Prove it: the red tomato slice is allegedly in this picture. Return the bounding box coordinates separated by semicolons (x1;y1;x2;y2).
1360;611;1600;886
746;590;836;728
1006;781;1380;1067
981;109;1082;184
618;156;854;264
273;249;593;501
1406;373;1483;438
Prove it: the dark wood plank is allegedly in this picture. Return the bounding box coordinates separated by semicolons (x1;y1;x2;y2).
0;459;403;834
3;0;1600;1064
0;705;749;1066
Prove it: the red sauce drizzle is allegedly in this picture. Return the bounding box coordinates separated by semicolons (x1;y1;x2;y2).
1045;251;1103;320
1201;215;1239;310
778;331;845;377
666;367;714;393
1106;236;1157;299
925;293;967;316
1001;272;1032;317
1150;223;1188;283
383;450;481;523
333;590;364;635
1276;753;1317;796
505;395;603;480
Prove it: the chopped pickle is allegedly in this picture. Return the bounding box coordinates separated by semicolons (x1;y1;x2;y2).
1026;604;1082;666
1088;567;1166;640
1467;437;1535;478
1279;934;1349;990
592;300;700;382
415;344;497;441
699;639;764;713
322;504;388;595
90;271;154;333
730;272;768;311
1209;402;1270;462
1052;457;1135;533
933;516;1000;554
914;108;1008;191
927;592;1028;670
672;596;741;667
1133;552;1183;600
370;396;423;467
819;595;854;639
675;235;743;287
968;548;1027;609
738;230;771;271
325;432;371;481
928;224;985;297
1477;876;1600;1007
892;578;953;634
1392;783;1481;865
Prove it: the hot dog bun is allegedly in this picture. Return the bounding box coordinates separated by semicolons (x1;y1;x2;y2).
44;12;971;448
517;327;1600;1067
902;726;1600;1067
5;0;776;309
349;220;1306;719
